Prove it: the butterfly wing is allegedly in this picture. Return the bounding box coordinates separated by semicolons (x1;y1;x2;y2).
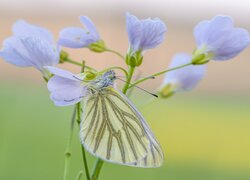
80;87;163;167
117;90;164;168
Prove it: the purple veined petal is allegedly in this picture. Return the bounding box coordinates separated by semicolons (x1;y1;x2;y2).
126;12;167;53
205;16;234;44
194;16;233;47
212;27;250;60
47;75;87;106
58;27;88;48
19;36;60;71
0;36;33;67
194;20;210;47
138;18;167;50
12;20;54;43
79;16;100;41
126;12;142;52
45;66;82;81
164;53;206;91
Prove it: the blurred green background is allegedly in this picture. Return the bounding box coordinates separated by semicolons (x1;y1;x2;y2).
1;0;250;179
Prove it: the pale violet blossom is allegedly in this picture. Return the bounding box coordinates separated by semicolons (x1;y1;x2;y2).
58;16;101;49
193;15;250;61
0;20;60;77
126;12;167;55
160;53;206;97
46;66;87;106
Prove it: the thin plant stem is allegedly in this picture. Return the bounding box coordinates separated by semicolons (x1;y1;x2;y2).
63;106;77;180
129;62;192;89
76;171;84;180
63;58;97;72
122;66;135;94
76;102;91;180
91;159;104;180
75;61;91;180
104;48;125;60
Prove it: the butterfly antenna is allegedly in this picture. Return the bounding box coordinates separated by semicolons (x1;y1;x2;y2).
115;77;158;98
73;75;84;81
116;75;155;79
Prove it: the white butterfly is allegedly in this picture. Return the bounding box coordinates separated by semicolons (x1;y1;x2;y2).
79;70;164;167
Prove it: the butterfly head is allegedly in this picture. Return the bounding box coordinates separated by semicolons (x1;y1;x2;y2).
89;70;116;90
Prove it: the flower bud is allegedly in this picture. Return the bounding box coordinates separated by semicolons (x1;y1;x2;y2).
84;71;97;81
158;84;175;98
59;50;69;63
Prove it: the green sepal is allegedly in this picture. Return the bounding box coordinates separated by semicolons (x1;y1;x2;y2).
159;84;175;98
136;56;143;66
89;40;106;52
128;56;137;67
125;54;130;65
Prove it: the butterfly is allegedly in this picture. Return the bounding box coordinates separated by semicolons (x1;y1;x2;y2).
79;70;164;167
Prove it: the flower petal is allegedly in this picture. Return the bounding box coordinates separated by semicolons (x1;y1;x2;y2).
194;20;210;47
0;36;32;67
139;18;167;50
126;12;142;52
20;36;60;71
164;53;206;91
58;27;87;48
211;28;250;60
48;76;87;106
45;66;81;81
126;12;167;53
194;16;234;46
79;16;100;41
12;20;54;43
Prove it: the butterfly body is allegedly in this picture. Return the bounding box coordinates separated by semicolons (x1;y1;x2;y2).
88;70;116;90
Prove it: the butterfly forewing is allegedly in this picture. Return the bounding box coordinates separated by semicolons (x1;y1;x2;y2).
80;87;164;167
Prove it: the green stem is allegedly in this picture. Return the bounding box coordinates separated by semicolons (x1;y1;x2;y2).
76;171;84;180
122;66;135;94
63;58;97;72
76;102;91;180
91;159;104;180
75;61;91;180
63;106;77;180
104;48;125;60
129;62;192;89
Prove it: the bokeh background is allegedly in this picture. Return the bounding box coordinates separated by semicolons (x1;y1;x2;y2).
1;0;250;179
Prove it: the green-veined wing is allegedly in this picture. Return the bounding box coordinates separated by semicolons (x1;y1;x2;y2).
80;87;164;167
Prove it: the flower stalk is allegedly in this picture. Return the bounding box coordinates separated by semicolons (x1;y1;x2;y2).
129;62;192;89
63;106;77;180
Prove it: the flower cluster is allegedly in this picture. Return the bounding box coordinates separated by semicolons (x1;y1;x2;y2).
1;12;249;180
0;20;60;78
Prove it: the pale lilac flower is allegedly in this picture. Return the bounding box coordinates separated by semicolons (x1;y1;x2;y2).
58;16;100;48
0;20;60;77
46;66;87;106
160;53;206;96
126;12;167;54
194;15;250;61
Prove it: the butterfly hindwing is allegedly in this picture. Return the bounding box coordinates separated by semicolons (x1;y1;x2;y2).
117;90;164;168
80;87;164;167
